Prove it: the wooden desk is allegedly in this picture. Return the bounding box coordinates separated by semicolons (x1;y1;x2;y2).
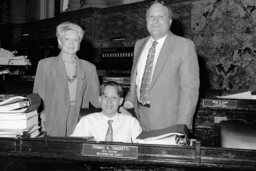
0;137;256;171
81;98;256;148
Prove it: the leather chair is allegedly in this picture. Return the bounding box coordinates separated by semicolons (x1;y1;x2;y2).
220;120;256;150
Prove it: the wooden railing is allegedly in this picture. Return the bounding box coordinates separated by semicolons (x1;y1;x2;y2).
0;137;256;170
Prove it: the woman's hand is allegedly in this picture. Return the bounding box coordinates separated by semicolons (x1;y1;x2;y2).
119;106;132;115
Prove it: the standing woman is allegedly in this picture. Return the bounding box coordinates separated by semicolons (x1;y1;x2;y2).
33;22;100;137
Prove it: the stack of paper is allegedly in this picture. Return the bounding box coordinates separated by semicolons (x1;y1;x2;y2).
136;124;189;146
217;91;256;100
0;48;30;66
0;94;41;138
7;56;31;66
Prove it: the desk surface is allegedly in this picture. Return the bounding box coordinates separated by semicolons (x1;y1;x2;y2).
0;137;256;170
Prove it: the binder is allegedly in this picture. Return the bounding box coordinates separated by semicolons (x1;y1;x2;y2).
0;93;41;113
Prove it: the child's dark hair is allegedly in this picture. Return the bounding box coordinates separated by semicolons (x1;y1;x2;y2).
100;81;123;98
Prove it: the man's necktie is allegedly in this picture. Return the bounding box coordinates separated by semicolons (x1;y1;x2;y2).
105;120;113;141
139;41;158;104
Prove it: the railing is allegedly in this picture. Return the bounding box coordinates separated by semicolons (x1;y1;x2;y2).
0;137;256;170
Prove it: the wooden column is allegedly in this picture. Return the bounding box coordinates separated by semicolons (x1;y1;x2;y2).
9;0;26;23
123;0;145;4
107;0;123;7
66;0;81;11
83;0;107;8
0;0;8;23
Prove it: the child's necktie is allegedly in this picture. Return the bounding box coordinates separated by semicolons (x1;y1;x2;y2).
105;120;113;141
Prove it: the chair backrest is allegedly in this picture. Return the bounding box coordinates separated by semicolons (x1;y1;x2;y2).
80;108;101;118
220;120;256;150
79;108;136;119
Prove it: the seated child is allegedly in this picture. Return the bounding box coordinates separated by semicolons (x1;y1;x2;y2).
71;81;142;143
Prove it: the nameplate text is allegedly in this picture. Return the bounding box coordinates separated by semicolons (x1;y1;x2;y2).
202;99;237;108
82;144;138;159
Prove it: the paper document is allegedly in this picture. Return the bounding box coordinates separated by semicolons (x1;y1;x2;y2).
217;91;256;100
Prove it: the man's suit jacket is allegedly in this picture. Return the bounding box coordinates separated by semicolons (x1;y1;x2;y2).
125;32;199;130
33;55;100;136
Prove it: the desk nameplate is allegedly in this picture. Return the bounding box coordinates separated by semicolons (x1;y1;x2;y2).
202;99;237;109
82;143;138;159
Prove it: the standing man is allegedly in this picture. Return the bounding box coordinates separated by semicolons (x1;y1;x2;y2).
124;1;199;131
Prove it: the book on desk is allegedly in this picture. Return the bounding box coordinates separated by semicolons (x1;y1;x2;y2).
0;114;38;130
0;124;40;138
136;124;190;146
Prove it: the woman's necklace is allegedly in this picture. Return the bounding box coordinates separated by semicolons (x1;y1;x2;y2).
67;64;77;83
68;71;77;83
64;61;77;83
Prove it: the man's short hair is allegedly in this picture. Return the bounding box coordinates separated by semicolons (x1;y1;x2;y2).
146;0;174;19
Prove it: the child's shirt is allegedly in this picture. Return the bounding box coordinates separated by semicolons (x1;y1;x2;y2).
70;112;142;143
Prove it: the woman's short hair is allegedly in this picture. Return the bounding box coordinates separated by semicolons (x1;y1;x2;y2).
100;81;124;98
56;22;84;42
